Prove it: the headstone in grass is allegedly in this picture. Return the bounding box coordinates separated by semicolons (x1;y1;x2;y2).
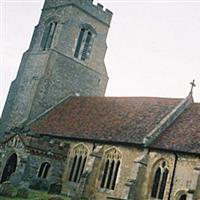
17;187;29;198
10;172;22;187
29;178;49;191
0;181;17;197
48;183;62;194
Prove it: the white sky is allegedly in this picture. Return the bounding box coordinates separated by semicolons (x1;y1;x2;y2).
1;0;200;116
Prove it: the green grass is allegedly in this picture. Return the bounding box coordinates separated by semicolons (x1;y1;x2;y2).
0;189;71;200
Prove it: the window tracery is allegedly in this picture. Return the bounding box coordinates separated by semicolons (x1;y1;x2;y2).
151;160;169;199
74;24;96;61
100;148;122;190
68;144;88;183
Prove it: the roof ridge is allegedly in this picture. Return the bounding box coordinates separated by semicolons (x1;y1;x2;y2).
26;94;75;127
143;93;194;146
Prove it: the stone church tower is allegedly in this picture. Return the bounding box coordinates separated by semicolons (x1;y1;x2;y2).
1;0;112;132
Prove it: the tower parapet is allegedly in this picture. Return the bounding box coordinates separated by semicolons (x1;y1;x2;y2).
43;0;113;26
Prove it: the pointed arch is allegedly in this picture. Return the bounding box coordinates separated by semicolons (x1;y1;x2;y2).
1;153;18;183
104;147;122;160
37;162;51;179
74;24;96;61
150;160;169;199
175;191;188;200
100;147;122;190
68;144;88;183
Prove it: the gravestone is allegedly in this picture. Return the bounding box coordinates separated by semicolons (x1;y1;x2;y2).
48;182;62;194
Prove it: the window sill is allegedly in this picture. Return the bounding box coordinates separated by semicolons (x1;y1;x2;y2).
98;188;114;194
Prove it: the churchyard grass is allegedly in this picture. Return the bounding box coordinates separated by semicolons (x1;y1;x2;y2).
0;189;71;200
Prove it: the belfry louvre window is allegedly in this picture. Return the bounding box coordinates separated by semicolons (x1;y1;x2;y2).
151;161;169;199
74;27;94;61
37;162;51;179
100;148;121;190
41;22;57;51
69;144;88;183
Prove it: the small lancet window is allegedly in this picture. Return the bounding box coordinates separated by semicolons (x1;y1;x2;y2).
68;144;88;183
100;148;121;190
74;26;95;61
41;22;57;51
37;162;51;179
179;194;187;200
151;161;169;199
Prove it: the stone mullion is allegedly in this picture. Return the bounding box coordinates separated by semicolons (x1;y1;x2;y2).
105;159;111;189
79;31;88;59
72;154;79;182
41;163;46;178
110;159;117;189
77;155;85;182
157;168;164;198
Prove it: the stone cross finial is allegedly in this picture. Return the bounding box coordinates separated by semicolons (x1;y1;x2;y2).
190;80;196;94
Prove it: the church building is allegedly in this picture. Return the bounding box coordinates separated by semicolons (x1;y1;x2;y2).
0;0;200;200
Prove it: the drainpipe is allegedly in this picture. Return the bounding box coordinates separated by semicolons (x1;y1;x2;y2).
168;153;178;200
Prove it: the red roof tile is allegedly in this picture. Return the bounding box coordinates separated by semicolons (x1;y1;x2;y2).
152;103;200;154
29;96;181;144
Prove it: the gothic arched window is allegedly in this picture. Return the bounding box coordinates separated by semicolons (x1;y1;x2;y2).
41;22;57;51
37;162;51;179
74;25;96;61
179;194;187;200
151;161;169;199
100;148;122;190
69;144;88;183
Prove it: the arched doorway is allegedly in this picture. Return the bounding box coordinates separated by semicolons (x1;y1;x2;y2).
0;153;17;183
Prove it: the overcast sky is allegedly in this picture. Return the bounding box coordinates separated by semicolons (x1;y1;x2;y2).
1;0;200;115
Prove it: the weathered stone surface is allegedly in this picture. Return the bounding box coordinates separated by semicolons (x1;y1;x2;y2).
1;0;111;132
0;181;18;197
1;0;200;199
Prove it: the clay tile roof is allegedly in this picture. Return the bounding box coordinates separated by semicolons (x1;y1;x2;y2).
151;103;200;154
29;96;181;144
22;135;70;156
